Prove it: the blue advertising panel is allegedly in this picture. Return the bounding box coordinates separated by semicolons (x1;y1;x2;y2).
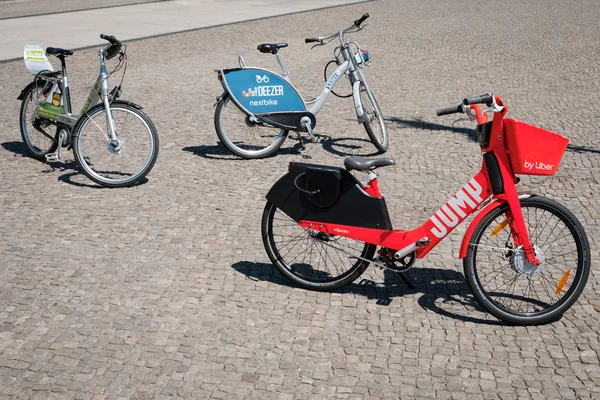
220;68;306;115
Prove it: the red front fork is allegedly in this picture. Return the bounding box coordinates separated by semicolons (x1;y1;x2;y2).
496;153;540;265
472;100;539;266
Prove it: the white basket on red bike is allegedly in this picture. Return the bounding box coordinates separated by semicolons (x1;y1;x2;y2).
504;118;569;176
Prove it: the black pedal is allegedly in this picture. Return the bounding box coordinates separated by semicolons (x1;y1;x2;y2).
416;238;431;247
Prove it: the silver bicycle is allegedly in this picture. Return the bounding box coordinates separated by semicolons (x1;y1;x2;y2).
214;13;387;159
18;34;159;188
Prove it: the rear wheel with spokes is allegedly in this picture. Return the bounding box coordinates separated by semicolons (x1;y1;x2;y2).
19;84;58;160
464;196;590;325
214;94;288;159
261;201;376;291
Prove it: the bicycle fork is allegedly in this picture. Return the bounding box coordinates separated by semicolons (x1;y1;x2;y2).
493;152;541;266
353;80;369;123
99;65;118;142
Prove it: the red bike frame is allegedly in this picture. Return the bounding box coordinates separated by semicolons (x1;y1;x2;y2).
298;96;541;265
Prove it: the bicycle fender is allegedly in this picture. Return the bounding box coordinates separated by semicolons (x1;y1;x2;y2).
459;199;505;259
73;100;144;130
352;80;363;119
459;194;533;259
17;81;38;100
109;99;143;110
218;67;306;115
214;91;227;107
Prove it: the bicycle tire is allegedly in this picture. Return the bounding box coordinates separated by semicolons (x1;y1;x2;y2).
72;102;159;188
261;201;376;291
214;94;288;159
19;84;58;160
359;82;388;153
464;196;590;325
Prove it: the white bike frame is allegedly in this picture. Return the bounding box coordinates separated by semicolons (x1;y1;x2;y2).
293;30;370;122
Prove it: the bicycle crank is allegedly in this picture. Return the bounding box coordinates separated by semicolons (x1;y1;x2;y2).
377;248;415;272
310;235;414;273
44;129;69;162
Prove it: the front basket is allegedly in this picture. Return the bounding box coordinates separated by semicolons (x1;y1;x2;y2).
504;118;569;176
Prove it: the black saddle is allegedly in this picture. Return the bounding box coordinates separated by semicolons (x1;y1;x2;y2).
46;47;73;57
257;43;288;54
344;156;396;171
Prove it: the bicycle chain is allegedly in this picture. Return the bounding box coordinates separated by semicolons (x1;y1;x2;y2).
309;236;406;273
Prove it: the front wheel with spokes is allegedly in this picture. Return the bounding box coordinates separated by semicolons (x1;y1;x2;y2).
73;102;159;188
261;201;376;291
464;196;590;325
358;82;388;153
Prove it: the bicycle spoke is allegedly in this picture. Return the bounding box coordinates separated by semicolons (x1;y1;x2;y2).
468;199;588;324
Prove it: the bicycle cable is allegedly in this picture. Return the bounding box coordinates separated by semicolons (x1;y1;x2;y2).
108;44;128;88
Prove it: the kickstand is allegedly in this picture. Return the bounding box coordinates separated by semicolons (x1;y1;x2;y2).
295;131;312;159
398;271;414;289
295;130;305;150
300;116;319;143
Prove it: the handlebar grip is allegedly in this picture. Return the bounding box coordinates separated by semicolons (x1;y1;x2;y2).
100;34;118;44
305;37;319;44
436;105;463;116
103;44;121;60
463;93;494;106
354;13;369;27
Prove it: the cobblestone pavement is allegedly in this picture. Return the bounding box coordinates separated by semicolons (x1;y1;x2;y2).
1;0;599;399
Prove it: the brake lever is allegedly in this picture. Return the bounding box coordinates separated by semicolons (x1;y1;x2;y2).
310;37;335;50
481;102;505;118
452;105;476;125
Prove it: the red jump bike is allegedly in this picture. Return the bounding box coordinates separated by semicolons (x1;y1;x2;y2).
261;93;590;325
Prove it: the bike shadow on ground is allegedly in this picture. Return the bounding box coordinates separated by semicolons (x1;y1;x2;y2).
320;135;381;157
232;260;510;325
56;169;148;188
1;140;148;188
182;140;305;160
384;116;478;142
2;140;30;157
385;117;600;155
566;144;600;154
182;131;380;160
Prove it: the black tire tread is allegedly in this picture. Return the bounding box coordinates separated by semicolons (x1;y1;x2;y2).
19;84;58;161
72;103;159;188
360;84;388;153
261;201;375;291
214;94;287;159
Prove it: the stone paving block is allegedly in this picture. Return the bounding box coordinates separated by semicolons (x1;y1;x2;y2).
0;0;599;399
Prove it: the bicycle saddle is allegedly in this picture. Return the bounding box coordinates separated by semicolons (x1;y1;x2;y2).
344;156;396;171
46;47;73;57
257;43;288;54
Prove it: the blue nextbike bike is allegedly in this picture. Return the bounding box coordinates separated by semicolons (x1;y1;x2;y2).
214;13;388;159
